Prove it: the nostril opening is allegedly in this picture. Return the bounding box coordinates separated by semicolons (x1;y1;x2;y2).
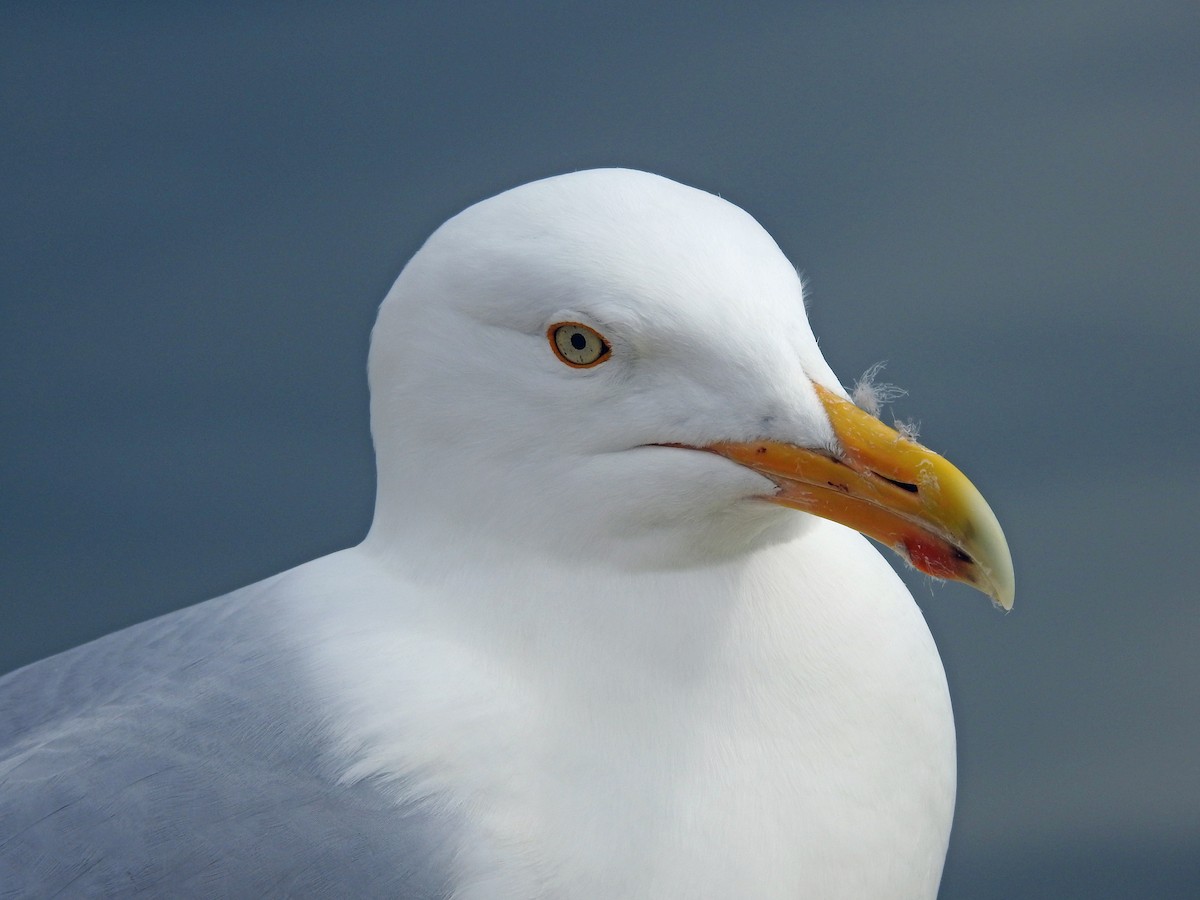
952;547;973;564
875;472;919;493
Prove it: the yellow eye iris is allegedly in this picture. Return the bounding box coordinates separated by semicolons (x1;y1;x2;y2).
549;322;611;368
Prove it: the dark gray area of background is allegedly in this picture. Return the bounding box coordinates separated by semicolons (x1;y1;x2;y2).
2;2;1197;896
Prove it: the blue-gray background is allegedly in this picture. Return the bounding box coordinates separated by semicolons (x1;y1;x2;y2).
2;3;1196;896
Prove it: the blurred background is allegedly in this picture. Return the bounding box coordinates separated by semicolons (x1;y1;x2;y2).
2;2;1196;896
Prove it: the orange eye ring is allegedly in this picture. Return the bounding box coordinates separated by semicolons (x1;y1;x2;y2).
548;322;611;368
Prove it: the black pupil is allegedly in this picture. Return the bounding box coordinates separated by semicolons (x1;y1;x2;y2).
570;332;587;351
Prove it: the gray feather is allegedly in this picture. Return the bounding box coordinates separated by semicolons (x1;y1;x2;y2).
0;581;460;898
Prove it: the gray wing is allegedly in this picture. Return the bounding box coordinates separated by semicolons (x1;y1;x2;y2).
0;583;460;898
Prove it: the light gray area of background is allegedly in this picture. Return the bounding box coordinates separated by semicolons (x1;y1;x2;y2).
2;3;1197;896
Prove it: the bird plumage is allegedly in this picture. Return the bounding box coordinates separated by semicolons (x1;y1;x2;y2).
1;169;975;898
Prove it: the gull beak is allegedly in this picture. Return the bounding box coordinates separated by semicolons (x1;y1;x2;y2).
707;384;1015;609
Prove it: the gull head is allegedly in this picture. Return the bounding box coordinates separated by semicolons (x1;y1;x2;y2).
365;169;1013;607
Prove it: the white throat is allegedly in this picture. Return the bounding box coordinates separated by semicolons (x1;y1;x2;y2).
293;521;956;899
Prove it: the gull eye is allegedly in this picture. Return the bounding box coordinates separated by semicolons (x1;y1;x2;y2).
548;322;611;368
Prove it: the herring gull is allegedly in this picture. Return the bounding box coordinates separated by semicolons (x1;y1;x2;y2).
0;169;1013;898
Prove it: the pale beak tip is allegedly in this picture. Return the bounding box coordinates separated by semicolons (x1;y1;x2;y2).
975;515;1015;611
